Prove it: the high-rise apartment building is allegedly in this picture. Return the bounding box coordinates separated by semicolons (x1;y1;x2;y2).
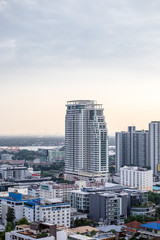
149;121;160;175
65;100;108;175
120;166;153;191
116;127;149;173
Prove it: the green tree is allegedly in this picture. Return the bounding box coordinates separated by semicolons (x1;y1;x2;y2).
0;232;5;240
16;217;29;225
148;191;160;205
90;230;96;236
5;222;14;232
6;207;15;223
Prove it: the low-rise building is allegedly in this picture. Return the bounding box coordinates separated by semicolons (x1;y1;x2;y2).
40;182;79;202
124;220;142;235
6;222;67;240
0;192;71;228
24;198;71;227
28;185;40;198
139;221;160;238
68;189;90;212
1;154;13;161
0;166;28;180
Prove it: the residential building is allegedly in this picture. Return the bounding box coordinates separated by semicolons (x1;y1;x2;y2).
40;182;79;201
28;185;40;198
149;121;160;175
8;186;28;195
48;149;65;162
124;221;142;235
0;192;70;228
65;100;108;175
68;189;90;212
0;192;27;225
120;166;153;191
6;222;68;240
89;192;128;225
68;185;149;217
1;154;13;161
24;198;70;227
139;221;160;238
116;127;149;172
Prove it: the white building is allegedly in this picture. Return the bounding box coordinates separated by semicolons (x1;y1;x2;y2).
0;192;70;228
68;189;90;212
8;186;28;195
40;182;79;201
65;100;108;175
0;192;25;225
120;166;153;191
24;199;71;228
0;166;27;180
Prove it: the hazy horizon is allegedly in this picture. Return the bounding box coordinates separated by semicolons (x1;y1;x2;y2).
1;0;160;136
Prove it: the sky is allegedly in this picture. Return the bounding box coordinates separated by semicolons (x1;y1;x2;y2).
1;0;160;136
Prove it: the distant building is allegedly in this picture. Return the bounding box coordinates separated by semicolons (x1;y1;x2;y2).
120;166;153;191
65;100;108;176
48;149;65;162
116;127;149;172
0;166;27;180
149;121;160;175
1;154;13;161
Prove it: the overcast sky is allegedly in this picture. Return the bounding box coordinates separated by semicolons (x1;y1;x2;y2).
1;0;160;136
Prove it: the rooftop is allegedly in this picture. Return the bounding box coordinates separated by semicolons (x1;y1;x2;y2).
140;221;160;230
69;226;100;234
124;221;142;230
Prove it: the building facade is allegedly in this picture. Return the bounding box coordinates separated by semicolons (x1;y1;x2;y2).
24;199;70;227
65;100;108;175
40;183;79;201
89;192;128;225
120;166;153;191
116;127;149;172
149;121;160;175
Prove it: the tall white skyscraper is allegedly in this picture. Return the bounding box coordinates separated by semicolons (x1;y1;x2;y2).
149;121;160;175
65;100;108;175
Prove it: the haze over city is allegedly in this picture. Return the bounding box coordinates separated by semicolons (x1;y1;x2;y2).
1;0;160;135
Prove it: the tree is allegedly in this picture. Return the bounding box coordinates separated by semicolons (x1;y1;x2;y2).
16;217;29;225
6;207;15;223
90;230;96;236
148;191;160;205
0;232;5;240
5;222;14;232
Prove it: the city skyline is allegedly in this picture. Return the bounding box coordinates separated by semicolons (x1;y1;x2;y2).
1;1;160;135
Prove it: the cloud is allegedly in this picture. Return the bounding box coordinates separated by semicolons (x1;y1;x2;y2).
0;0;160;72
0;0;7;11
